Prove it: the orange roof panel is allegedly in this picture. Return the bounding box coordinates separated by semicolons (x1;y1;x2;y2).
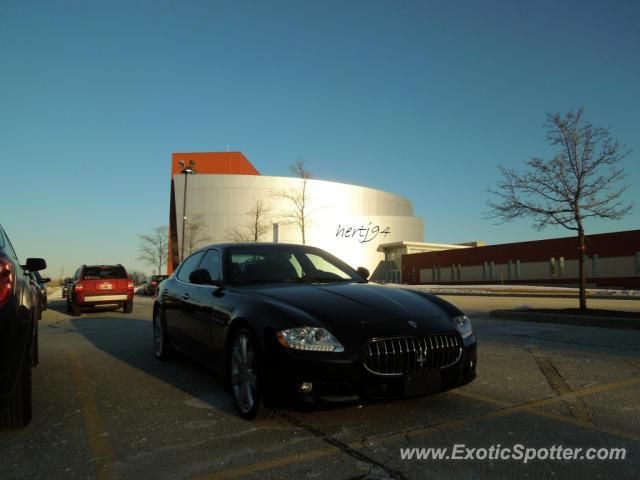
171;152;260;178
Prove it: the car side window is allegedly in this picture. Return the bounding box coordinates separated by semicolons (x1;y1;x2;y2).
177;251;205;283
199;249;221;283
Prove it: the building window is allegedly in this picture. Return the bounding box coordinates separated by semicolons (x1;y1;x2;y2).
507;260;512;279
432;265;436;282
550;257;556;277
592;254;600;277
457;264;462;281
483;262;488;281
437;265;441;282
515;259;521;279
636;252;640;275
559;257;565;277
490;261;495;280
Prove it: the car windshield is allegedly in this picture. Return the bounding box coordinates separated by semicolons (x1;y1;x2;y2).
227;245;364;285
83;266;127;280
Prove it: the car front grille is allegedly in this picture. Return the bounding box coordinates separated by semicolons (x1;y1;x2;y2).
363;333;462;376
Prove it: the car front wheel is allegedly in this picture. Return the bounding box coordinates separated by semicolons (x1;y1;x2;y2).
229;328;270;420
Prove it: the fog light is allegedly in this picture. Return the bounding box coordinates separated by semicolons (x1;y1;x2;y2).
299;382;313;393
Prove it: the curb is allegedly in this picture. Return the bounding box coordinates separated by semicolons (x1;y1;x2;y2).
489;310;640;330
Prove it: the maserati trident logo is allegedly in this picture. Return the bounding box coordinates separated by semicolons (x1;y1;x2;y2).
417;350;427;367
408;320;418;328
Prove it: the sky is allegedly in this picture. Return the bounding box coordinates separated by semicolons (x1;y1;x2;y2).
2;0;639;279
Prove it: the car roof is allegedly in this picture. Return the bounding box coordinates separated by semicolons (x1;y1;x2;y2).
193;242;322;253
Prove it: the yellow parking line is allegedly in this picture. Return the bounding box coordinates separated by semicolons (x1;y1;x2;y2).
525;375;640;409
523;407;640;442
452;389;509;406
67;352;119;480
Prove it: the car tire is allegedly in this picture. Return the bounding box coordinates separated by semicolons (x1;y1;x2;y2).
0;347;32;430
153;308;172;360
229;328;271;420
71;302;81;317
66;296;72;313
124;301;133;313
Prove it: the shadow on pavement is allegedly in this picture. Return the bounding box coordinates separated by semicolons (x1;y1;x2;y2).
55;305;238;416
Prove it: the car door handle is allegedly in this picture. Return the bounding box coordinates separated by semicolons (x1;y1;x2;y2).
182;293;190;300
162;289;168;294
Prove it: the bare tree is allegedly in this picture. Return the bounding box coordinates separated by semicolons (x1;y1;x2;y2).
275;159;312;244
128;271;147;286
226;200;271;242
138;226;168;275
184;215;211;256
487;107;633;310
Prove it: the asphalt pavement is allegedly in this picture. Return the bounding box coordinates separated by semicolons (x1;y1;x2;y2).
0;292;638;479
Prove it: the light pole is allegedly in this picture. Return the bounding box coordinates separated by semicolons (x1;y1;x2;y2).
178;159;196;263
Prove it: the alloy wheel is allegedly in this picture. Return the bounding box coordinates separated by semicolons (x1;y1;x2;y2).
230;333;258;415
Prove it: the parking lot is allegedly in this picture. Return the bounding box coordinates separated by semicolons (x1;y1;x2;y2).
1;294;639;479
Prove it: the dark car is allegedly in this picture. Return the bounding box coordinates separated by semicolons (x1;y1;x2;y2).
0;223;46;430
61;277;72;298
67;264;134;316
144;275;168;295
153;243;476;419
28;270;49;313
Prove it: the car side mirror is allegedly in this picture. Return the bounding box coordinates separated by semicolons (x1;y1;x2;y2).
25;258;47;272
356;267;370;279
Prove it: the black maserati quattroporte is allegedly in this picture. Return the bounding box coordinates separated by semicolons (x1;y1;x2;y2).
152;243;477;419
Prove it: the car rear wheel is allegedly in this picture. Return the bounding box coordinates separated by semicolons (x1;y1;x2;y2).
124;301;133;313
71;302;81;317
229;328;270;420
0;347;32;430
153;308;171;360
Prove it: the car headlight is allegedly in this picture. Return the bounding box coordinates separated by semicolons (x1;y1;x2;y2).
277;327;344;352
452;315;473;339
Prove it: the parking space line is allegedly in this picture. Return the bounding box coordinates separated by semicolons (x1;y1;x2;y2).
523;407;640;442
67;352;119;480
452;389;509;406
190;375;640;480
529;346;594;424
525;375;640;409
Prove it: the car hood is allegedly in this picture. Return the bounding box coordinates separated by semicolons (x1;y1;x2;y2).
240;282;457;340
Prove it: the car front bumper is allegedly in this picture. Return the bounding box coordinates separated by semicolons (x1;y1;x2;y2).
263;337;477;406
